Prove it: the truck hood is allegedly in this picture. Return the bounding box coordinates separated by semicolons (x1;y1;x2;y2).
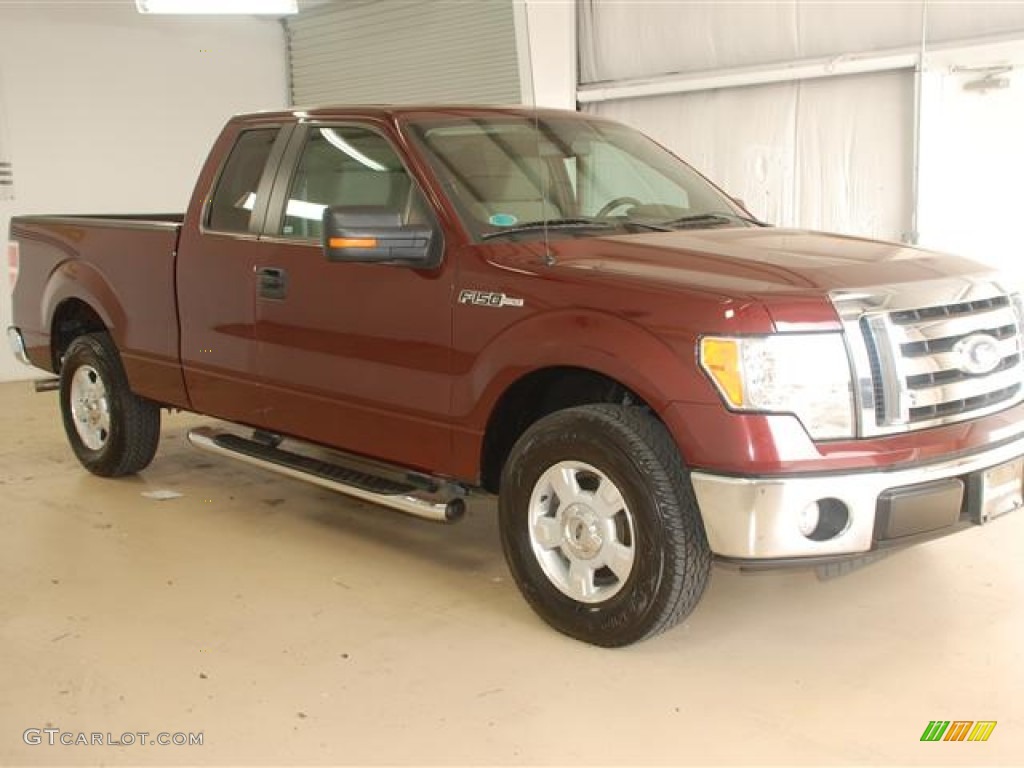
542;227;991;297
523;227;998;329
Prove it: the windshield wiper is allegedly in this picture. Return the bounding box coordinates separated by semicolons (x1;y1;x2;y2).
481;218;617;240
618;220;675;233
662;212;765;229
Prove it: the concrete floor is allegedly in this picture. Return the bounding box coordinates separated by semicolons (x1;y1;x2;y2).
0;380;1022;766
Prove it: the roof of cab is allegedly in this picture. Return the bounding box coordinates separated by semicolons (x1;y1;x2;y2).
228;104;585;125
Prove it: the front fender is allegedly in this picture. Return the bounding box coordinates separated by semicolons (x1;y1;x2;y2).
456;307;713;429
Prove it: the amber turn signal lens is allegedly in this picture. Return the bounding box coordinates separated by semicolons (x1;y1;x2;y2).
329;237;378;249
699;337;745;407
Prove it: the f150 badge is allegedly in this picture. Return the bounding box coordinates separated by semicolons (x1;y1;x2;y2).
458;289;524;308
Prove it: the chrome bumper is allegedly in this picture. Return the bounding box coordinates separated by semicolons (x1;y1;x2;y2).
7;326;32;366
691;431;1024;559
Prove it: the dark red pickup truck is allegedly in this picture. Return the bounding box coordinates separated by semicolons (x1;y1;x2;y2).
8;106;1024;646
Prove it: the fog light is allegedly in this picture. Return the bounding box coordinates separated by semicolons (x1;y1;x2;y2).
798;502;820;537
798;498;850;541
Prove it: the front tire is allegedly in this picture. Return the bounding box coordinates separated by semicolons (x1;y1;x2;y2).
59;332;160;477
499;404;711;647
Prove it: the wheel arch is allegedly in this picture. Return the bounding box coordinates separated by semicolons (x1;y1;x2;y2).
42;261;125;370
480;365;655;492
49;298;110;371
463;308;703;491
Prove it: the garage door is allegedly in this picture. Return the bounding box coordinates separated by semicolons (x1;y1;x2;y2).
286;0;521;106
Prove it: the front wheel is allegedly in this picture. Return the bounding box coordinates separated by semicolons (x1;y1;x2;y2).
499;404;711;646
59;332;161;477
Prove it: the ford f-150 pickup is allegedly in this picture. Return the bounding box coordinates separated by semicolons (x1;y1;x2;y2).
8;106;1024;646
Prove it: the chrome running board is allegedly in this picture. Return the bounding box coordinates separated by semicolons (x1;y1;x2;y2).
187;426;466;523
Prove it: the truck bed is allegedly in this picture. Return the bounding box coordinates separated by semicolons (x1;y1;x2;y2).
10;213;188;408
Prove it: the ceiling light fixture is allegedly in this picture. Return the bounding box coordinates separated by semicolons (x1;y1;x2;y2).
135;0;298;15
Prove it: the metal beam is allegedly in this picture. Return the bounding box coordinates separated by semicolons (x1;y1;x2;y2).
577;31;1024;104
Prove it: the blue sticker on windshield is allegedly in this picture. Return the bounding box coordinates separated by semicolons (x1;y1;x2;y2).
489;213;518;227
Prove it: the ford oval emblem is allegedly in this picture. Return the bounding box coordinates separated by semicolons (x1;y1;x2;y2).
953;333;1002;375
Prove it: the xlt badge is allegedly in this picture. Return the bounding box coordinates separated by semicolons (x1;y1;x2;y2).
458;289;524;308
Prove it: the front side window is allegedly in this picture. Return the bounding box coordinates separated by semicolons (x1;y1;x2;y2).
280;126;426;240
408;115;746;240
207;128;279;233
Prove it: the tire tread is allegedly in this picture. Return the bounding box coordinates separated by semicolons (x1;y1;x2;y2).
586;404;711;643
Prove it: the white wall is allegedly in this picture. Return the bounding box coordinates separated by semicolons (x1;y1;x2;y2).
593;71;913;241
0;2;287;382
918;42;1024;274
517;0;576;110
579;1;1024;84
579;2;1024;258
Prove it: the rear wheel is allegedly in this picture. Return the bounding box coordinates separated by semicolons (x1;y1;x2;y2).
59;333;160;477
499;404;711;646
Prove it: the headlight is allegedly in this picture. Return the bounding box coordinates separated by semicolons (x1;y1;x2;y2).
699;333;855;440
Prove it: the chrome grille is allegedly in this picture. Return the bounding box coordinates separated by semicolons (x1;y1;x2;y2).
832;281;1024;437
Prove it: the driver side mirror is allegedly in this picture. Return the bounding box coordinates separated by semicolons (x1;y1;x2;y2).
322;206;438;267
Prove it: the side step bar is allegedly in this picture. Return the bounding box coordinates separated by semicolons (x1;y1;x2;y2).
187;427;466;523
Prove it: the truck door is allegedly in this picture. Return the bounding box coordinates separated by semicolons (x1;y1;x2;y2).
253;122;454;472
177;124;292;425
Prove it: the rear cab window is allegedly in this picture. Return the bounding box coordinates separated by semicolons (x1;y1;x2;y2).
206;128;281;234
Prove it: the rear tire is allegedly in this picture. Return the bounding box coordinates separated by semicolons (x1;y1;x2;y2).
499;404;711;646
59;332;160;477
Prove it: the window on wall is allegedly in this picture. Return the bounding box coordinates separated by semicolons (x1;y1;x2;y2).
280;126;425;240
206;128;280;233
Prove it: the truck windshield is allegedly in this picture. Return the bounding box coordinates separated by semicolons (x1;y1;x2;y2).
406;114;753;241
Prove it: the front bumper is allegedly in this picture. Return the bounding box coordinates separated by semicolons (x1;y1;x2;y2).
7;326;32;366
691;432;1024;559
